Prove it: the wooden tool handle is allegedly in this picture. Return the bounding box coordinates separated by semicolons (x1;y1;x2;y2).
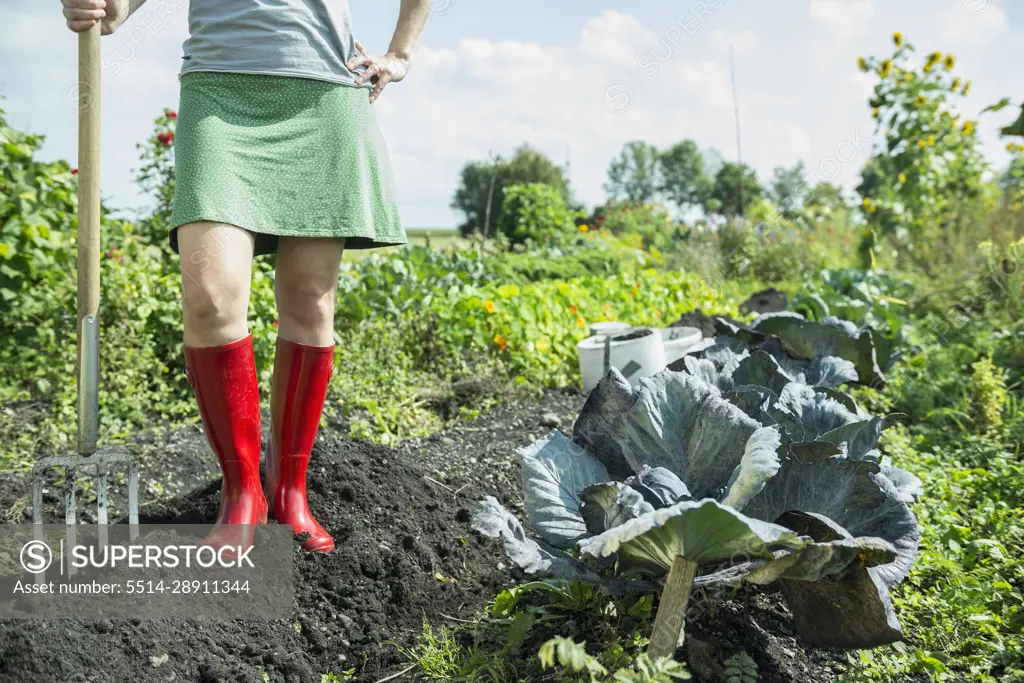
77;24;102;455
78;24;101;325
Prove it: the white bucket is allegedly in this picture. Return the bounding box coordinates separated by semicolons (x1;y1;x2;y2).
589;321;632;338
658;326;704;364
577;327;667;394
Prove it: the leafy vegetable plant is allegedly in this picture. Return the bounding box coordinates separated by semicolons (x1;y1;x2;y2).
473;366;919;659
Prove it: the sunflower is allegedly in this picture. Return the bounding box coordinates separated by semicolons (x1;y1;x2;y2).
879;59;893;78
904;73;913;81
928;134;936;146
872;108;881;119
962;80;972;95
944;54;956;70
923;63;934;73
862;197;873;208
962;121;974;135
892;32;903;48
952;77;961;91
898;173;907;184
917;139;927;149
857;56;868;71
916;95;927;106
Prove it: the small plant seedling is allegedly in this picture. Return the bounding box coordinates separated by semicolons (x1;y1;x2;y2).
724;652;759;683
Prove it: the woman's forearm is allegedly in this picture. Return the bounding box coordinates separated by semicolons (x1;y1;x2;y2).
387;0;431;60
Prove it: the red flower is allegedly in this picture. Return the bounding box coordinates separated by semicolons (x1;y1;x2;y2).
167;110;178;119
156;131;174;146
272;320;279;328
71;168;78;175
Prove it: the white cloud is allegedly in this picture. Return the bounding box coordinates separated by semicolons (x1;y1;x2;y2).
809;0;876;40
578;9;658;64
941;2;1008;44
710;29;759;55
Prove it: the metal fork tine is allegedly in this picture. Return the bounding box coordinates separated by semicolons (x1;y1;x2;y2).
128;459;140;541
65;467;77;577
64;467;77;527
96;463;108;548
33;515;46;587
32;480;43;525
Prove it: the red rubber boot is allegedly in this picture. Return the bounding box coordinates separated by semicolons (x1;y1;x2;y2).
266;339;335;553
183;334;268;555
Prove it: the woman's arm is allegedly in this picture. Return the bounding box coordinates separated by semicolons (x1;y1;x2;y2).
347;0;432;103
63;0;148;34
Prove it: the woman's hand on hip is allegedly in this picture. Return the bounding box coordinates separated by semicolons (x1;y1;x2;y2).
347;40;410;104
62;0;130;34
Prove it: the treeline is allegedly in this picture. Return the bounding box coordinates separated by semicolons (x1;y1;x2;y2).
451;139;850;238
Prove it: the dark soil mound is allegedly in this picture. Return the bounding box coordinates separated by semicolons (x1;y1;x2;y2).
0;436;515;683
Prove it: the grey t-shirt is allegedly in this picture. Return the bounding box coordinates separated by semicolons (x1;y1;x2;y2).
179;0;369;87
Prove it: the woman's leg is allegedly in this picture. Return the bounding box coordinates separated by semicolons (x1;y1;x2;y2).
266;235;346;552
179;221;255;346
177;222;267;547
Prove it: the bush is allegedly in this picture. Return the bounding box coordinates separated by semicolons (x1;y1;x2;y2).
497;183;584;245
0;107;78;315
592;201;681;251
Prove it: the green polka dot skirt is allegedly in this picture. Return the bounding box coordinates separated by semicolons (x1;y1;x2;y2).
169;71;406;256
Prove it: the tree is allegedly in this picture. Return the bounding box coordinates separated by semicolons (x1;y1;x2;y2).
451;145;571;236
769;162;809;219
708;162;762;216
803;181;848;220
604;141;660;204
659;140;711;211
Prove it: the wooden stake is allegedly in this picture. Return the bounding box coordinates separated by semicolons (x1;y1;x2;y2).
648;555;698;660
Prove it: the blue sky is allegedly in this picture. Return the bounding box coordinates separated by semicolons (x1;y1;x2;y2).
3;0;1022;228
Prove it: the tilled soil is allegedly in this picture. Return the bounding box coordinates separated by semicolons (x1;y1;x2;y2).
0;387;871;682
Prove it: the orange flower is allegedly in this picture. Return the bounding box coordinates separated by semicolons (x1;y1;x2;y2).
576;316;586;328
493;334;507;350
570;305;578;314
483;299;496;313
272;320;279;328
634;282;641;290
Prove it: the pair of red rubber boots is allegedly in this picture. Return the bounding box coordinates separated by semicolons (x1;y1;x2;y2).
184;334;335;553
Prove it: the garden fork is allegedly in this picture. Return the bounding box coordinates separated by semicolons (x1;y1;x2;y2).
31;24;140;555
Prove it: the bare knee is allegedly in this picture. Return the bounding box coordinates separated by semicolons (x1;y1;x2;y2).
277;278;335;337
176;221;255;346
274;236;344;346
183;281;249;339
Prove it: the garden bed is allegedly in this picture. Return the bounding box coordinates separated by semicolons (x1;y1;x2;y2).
0;388;862;682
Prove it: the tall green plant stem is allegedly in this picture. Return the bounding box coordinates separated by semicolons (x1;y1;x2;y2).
648;555;699;660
